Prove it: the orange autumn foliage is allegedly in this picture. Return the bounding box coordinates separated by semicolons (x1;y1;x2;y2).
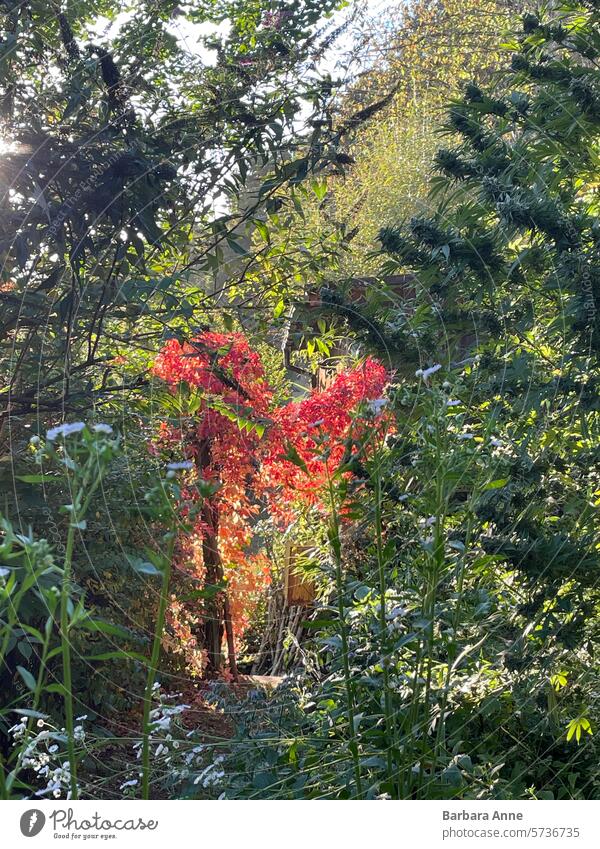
152;332;388;673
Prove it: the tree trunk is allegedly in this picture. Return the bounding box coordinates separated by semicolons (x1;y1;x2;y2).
200;499;224;675
223;595;239;680
194;435;238;679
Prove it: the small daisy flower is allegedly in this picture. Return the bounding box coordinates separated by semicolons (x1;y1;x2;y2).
46;422;86;441
415;364;442;381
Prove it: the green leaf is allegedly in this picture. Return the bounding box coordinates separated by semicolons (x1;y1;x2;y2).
79;618;138;641
315;337;330;355
312;179;327;201
567;717;592;744
45;683;67;696
483;478;509;490
16;665;36;691
17;640;32;660
360;755;386;768
252;770;277;790
281;443;308;473
442;764;463;787
226;237;250;256
127;556;163;577
180;582;226;601
13;708;47;719
254;220;270;243
86;650;147;663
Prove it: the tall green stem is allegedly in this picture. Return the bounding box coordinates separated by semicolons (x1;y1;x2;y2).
417;419;445;797
328;481;363;799
373;463;396;793
60;523;78;799
5;615;54;797
433;512;474;767
141;536;174;800
59;476;100;800
0;595;25;671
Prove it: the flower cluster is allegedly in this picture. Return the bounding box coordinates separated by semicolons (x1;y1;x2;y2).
192;754;225;788
133;684;190;764
8;715;84;799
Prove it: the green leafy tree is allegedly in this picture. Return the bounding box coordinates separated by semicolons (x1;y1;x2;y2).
374;0;600;791
0;0;345;433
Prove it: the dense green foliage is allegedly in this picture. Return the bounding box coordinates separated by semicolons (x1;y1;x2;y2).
0;0;343;425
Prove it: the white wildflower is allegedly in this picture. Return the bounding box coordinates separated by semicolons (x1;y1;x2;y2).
166;461;193;471
415;364;442;381
8;719;27;739
46;422;85;441
195;755;225;789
